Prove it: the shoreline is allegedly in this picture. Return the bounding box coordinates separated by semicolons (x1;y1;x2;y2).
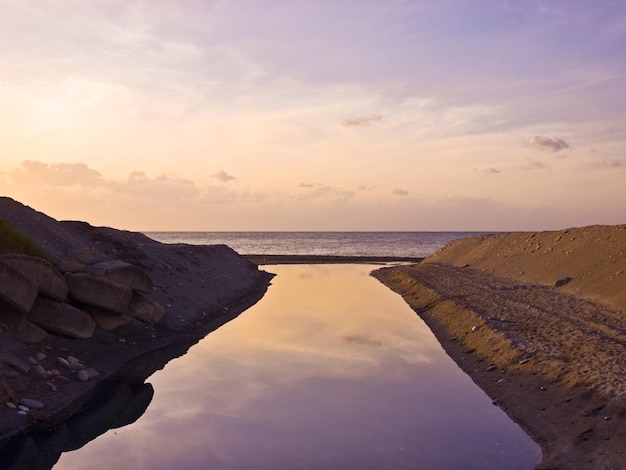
244;254;423;265
371;262;625;470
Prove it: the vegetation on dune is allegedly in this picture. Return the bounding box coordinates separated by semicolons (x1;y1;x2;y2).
0;219;53;262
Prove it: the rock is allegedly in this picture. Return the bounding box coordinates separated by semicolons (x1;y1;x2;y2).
20;398;44;409
56;260;85;274
27;298;96;339
86;308;133;331
2;353;31;374
0;254;68;301
76;368;98;382
555;276;573;287
486;365;497;372
87;260;153;294
66;273;133;314
35;352;46;361
5;402;16;409
34;365;47;379
0;306;49;343
471;325;480;332
0;259;38;314
128;294;166;324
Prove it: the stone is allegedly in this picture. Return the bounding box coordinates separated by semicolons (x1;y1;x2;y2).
20;398;44;409
555;276;573;287
86;308;133;331
35;352;46;361
77;368;98;382
0;259;38;313
66;273;133;314
0;304;48;343
34;365;47;379
87;260;153;294
128;294;166;324
0;254;69;301
27;298;96;339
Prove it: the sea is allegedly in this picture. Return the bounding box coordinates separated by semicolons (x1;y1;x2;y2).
144;232;485;259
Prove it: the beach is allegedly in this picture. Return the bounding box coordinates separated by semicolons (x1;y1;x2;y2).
1;198;624;469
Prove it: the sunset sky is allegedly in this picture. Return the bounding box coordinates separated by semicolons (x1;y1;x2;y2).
1;0;625;231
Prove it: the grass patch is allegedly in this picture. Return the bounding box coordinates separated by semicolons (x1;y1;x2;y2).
0;219;53;262
0;378;18;405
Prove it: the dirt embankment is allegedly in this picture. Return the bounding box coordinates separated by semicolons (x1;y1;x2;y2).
373;225;626;470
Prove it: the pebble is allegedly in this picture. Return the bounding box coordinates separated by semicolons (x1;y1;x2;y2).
471;326;480;332
5;402;16;409
77;370;89;382
518;359;529;365
20;399;44;409
18;405;29;412
57;357;70;368
3;370;19;378
17;410;27;415
34;365;47;379
35;352;46;362
485;365;497;372
27;357;38;365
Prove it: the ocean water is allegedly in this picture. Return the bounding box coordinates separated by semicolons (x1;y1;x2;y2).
145;232;485;258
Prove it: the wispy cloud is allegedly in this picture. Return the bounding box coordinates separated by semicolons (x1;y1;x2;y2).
212;170;236;183
522;158;551;170
9;161;105;186
342;114;383;127
527;136;570;153
391;188;409;196
485;168;501;174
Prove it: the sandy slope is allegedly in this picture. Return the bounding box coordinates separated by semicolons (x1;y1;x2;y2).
373;225;626;470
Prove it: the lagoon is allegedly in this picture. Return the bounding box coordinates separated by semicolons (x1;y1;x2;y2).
55;264;540;469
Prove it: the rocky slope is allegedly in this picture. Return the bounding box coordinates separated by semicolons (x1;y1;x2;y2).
0;197;273;468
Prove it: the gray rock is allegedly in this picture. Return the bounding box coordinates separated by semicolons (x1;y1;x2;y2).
27;298;96;339
555;276;573;287
87;260;153;294
128;294;166;324
20;398;44;409
0;254;68;301
0;305;48;343
66;273;133;313
86;308;133;331
0;259;38;313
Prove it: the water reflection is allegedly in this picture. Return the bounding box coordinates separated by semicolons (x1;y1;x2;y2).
56;264;540;469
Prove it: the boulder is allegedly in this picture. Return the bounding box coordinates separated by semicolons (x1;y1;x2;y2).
0;259;38;314
27;298;96;339
66;273;133;314
0;305;48;343
128;294;166;324
85;308;133;331
0;254;68;301
86;260;153;294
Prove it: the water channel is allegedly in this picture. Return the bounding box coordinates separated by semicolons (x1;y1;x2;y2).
55;264;541;469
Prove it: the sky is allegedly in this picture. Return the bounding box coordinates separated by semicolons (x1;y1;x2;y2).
1;0;625;231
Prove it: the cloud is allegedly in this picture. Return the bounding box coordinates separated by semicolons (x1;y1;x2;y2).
580;158;623;169
341;114;383;127
211;170;236;183
298;183;315;188
391;188;409;196
522;158;551;170
485;168;501;174
8;160;105;186
527;136;570;153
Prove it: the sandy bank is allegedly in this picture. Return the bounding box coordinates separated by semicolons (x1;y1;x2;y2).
373;226;625;470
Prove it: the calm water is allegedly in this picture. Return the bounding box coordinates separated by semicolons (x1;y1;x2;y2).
145;232;485;258
55;265;540;469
